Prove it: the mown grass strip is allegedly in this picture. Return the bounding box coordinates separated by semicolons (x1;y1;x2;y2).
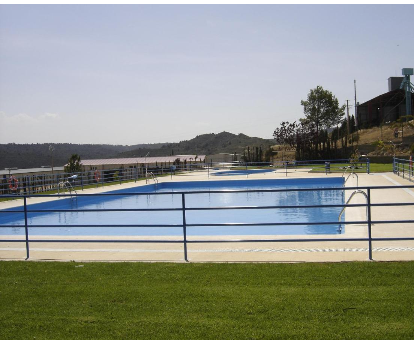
1;262;413;339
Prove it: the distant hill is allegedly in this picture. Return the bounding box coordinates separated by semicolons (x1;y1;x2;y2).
118;132;274;158
0;143;166;169
0;132;274;169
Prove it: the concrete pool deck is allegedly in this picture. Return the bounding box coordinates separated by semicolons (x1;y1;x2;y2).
1;169;413;263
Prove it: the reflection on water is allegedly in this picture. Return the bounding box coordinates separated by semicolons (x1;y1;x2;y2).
0;179;344;236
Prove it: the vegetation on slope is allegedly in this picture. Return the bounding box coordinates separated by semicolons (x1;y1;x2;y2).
1;132;273;169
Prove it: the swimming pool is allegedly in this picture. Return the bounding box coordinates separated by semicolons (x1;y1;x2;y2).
0;178;345;236
212;169;274;176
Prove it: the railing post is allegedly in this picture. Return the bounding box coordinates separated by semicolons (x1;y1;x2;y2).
402;162;405;179
81;173;84;191
24;196;30;260
366;158;370;174
181;193;188;262
393;156;396;174
367;188;373;261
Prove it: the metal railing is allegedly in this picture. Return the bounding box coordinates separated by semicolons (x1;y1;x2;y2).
343;173;359;187
1;184;413;262
338;189;368;224
0;163;206;197
1;159;372;198
394;157;414;182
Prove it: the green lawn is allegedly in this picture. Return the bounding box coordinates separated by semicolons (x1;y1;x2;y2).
1;262;413;339
304;163;393;173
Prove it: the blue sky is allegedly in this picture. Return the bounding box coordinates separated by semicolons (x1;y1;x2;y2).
0;5;413;144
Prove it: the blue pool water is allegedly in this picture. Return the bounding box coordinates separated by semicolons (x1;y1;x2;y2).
0;178;345;236
212;169;274;176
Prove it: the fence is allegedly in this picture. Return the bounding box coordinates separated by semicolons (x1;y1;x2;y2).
394;157;414;182
1;159;370;197
1;184;413;261
0;163;205;196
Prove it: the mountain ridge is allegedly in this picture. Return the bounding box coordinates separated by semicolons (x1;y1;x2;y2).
0;132;274;169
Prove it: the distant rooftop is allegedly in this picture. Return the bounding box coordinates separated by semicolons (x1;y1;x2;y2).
80;155;205;166
0;167;65;176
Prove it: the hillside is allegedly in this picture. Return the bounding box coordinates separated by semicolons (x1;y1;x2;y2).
0;132;274;169
118;132;274;158
270;122;414;162
0;143;166;169
355;123;414;157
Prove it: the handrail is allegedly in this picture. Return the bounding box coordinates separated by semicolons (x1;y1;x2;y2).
394;157;413;182
149;172;158;185
57;179;77;198
1;184;414;262
344;173;358;188
1;160;373;197
338;189;368;225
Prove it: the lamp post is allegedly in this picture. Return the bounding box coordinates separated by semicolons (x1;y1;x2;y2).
49;145;55;174
145;152;150;184
389;141;396;158
389;140;398;173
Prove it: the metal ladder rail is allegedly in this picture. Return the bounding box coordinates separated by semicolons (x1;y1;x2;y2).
149;172;158;185
57;181;77;199
338;189;368;230
344;172;359;188
342;165;356;178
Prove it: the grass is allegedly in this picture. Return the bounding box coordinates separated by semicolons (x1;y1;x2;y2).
291;162;393;173
1;262;414;339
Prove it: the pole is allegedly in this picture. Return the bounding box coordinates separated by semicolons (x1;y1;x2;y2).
24;197;30;260
354;80;357;127
367;188;373;261
181;193;188;262
346;100;350;137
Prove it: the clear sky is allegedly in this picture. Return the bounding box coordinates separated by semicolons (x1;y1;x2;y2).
0;4;413;145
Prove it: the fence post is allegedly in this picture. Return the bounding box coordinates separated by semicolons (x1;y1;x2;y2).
181;193;188;262
393;157;396;174
366;158;370;174
367;188;373;261
402;162;405;179
81;173;84;191
24;196;30;260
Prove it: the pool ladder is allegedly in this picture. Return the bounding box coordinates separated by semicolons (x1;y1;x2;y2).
342;166;359;188
343;172;359;187
57;180;77;199
338;189;368;232
149;172;158;187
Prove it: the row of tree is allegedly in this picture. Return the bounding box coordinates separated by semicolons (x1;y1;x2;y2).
273;86;356;160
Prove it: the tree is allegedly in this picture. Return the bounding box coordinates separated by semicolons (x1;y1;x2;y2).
301;86;345;155
64;154;82;174
273;121;297;161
